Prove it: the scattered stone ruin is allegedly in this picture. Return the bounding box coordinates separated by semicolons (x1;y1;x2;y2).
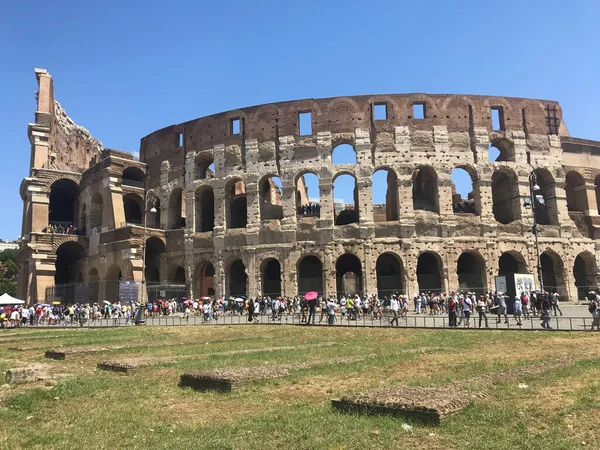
16;68;600;304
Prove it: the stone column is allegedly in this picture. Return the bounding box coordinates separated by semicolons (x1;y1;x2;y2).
477;178;494;220
318;177;334;228
583;182;598;216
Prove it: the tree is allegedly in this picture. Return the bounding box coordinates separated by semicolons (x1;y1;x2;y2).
0;249;18;296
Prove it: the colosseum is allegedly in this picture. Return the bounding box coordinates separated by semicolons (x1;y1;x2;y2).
16;68;600;304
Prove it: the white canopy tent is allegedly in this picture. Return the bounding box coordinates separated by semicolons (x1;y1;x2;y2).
0;293;25;305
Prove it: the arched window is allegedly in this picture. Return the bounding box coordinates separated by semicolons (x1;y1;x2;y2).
498;252;527;275
296;173;320;218
335;254;362;296
144;237;165;284
451;168;478;215
333;174;359;225
122;167;145;187
417;252;442;292
259;176;283;221
228;259;247;297
332;143;356;165
297;255;323;295
195;186;214;232
573;252;598;300
488;139;515;162
194;152;215;180
533;169;559;225
262;259;282;297
492;169;520;224
168;188;186;229
457;252;486;294
49;179;79;228
123;194;143;225
227;180;247;229
372;169;398;222
412;167;438;213
376;253;403;298
565;171;587;213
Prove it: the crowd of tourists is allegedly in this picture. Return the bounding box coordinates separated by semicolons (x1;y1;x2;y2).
43;223;82;235
2;289;600;330
296;203;320;215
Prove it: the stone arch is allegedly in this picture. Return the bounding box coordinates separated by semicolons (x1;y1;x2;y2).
488;138;516;162
168;265;186;285
533;169;559;225
168;187;186;229
195;185;215;232
90;192;103;230
295;171;320;217
573;251;599;300
226;178;247;229
122;167;145;187
498;251;528;275
194;261;215;298
491;168;521;224
457;251;486;294
372;167;399;221
335;253;363;297
333;172;359;225
565;171;587;213
227;259;247;297
540;250;566;295
297;255;323;295
261;258;282;297
412;166;438;213
194;151;215;180
123;193;143;225
376;252;404;297
49;179;80;228
259;174;283;221
451;165;479;215
145;237;165;284
54;241;85;287
105;263;123;303
332;143;356;165
416;251;443;292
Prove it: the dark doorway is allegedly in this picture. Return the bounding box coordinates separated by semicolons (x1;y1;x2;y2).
376;253;403;298
417;252;442;292
228;260;247;297
262;259;282;297
335;254;362;296
297;256;323;295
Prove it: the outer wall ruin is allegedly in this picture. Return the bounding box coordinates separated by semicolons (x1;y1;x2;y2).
16;68;600;304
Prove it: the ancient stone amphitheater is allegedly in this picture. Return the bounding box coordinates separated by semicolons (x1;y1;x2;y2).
17;69;600;304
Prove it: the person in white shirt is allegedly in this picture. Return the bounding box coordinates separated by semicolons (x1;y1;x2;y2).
389;297;400;327
463;295;473;327
513;296;523;326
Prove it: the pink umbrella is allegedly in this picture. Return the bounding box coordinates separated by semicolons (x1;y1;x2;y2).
304;291;318;301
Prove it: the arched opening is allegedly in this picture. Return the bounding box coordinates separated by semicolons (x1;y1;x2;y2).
417;252;442;292
262;258;282;297
332;143;356;165
533;169;559;225
88;268;99;304
451;167;478;215
168;188;186;229
565;171;587;213
145;237;165;284
170;265;186;285
123;194;143;225
122;167;145;187
296;172;320;217
226;180;247;229
147;198;161;229
412;167;438;213
498;252;527;275
492;169;520;224
335;253;362;296
333;174;359;225
541;251;564;294
376;253;403;297
90;192;104;231
372;169;399;222
105;264;123;303
49;179;79;228
457;252;486;294
195;186;214;232
54;241;85;287
194;152;215;180
259;175;283;221
228;259;247;297
195;262;215;297
573;253;599;300
488;139;516;162
297;255;323;295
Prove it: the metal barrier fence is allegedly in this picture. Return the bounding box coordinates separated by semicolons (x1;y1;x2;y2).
4;310;595;332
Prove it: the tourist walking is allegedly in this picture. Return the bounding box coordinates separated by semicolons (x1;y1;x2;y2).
326;298;336;325
389;296;400;327
513;295;523;326
476;296;489;328
589;296;600;331
495;293;508;324
540;293;552;329
551;291;563;316
448;295;457;327
463;294;473;327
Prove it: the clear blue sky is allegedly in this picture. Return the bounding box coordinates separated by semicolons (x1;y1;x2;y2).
1;1;599;239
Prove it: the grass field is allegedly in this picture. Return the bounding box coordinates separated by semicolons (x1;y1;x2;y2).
0;325;598;449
